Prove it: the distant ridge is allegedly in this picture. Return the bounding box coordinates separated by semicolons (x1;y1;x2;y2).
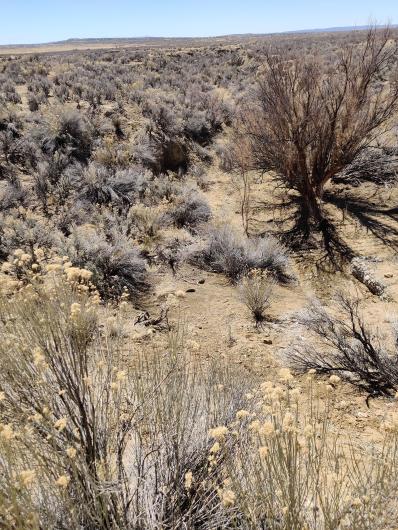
287;24;397;34
0;24;396;52
54;24;396;44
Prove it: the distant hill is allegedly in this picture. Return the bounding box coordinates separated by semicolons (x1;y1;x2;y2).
288;24;397;34
54;24;397;44
0;25;396;55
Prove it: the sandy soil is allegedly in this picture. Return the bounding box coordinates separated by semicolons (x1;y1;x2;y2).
121;164;398;445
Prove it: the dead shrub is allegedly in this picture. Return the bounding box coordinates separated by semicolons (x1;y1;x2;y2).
234;27;398;251
288;294;398;397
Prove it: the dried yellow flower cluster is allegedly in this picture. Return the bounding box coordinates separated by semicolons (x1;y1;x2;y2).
54;417;67;431
33;347;47;369
64;266;93;283
208;426;228;440
66;447;77;459
56;475;70;488
217;479;236;508
70;302;82;319
19;470;36;487
184;470;193;490
0;423;15;440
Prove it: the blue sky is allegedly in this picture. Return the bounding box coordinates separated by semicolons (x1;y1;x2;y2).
0;0;397;45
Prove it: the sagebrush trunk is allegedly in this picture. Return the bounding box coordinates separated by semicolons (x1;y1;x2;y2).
298;178;325;234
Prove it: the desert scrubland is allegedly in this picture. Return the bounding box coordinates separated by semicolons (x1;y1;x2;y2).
1;27;398;529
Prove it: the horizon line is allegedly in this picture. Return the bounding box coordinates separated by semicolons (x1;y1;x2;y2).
1;23;396;48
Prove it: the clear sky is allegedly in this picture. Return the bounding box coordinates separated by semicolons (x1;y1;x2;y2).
0;0;397;45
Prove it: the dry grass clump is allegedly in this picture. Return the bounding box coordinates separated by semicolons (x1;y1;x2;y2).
288;294;398;397
239;270;275;326
189;225;290;283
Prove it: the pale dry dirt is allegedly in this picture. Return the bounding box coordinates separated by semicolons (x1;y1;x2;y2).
123;163;398;445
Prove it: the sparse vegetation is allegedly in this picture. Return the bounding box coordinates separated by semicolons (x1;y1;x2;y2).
239;270;274;326
189;225;290;283
0;274;250;528
0;24;398;530
166;188;212;231
289;294;398;397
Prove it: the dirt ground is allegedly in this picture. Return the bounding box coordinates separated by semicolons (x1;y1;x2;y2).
122;164;398;446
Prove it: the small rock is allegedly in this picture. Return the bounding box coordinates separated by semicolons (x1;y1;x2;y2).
198;279;205;284
385;273;393;278
186;288;196;293
263;339;273;345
